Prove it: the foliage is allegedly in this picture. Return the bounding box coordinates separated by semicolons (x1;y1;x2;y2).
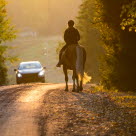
120;0;136;32
94;85;136;115
78;0;136;91
77;0;103;82
0;0;16;85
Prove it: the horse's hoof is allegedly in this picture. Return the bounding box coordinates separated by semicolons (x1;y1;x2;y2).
80;87;83;92
76;87;81;92
72;89;76;92
65;89;68;92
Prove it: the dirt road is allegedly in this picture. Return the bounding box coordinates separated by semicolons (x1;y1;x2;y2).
0;84;135;136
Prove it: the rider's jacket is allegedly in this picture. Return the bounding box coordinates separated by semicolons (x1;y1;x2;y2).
64;27;80;45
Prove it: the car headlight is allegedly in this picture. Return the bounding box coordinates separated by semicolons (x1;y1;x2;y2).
38;71;45;77
17;73;22;78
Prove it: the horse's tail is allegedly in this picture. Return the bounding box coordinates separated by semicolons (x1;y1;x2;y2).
76;46;92;84
76;46;85;81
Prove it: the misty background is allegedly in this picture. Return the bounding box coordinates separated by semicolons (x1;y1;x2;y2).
7;0;82;35
6;0;83;84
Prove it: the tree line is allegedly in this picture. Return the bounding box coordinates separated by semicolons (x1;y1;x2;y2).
77;0;136;91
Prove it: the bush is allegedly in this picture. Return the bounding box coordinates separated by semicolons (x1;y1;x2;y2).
0;0;16;85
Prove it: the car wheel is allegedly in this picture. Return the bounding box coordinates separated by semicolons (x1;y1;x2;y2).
41;78;45;83
16;79;22;84
17;81;21;84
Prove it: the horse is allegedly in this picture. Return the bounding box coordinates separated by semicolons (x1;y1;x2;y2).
61;44;86;92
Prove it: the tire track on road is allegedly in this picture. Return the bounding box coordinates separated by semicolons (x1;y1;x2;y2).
0;83;65;136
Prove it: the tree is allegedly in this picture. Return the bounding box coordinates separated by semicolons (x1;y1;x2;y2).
78;0;136;91
0;0;16;85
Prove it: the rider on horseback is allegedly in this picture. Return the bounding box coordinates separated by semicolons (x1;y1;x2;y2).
56;20;80;67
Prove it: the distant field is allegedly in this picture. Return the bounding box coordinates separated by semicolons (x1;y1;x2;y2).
7;36;72;85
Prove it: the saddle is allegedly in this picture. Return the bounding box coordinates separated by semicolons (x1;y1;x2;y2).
61;44;79;69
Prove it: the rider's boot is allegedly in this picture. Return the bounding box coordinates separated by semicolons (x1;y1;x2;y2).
56;51;63;67
56;61;61;67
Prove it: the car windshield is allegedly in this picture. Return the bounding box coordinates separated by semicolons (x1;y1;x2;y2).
19;63;42;70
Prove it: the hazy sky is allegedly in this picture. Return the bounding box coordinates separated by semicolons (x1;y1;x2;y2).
7;0;82;35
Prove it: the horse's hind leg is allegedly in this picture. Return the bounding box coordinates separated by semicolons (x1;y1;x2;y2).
76;74;80;92
63;66;68;91
80;80;83;91
72;70;76;92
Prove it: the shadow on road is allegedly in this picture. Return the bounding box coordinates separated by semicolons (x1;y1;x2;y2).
73;92;136;136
